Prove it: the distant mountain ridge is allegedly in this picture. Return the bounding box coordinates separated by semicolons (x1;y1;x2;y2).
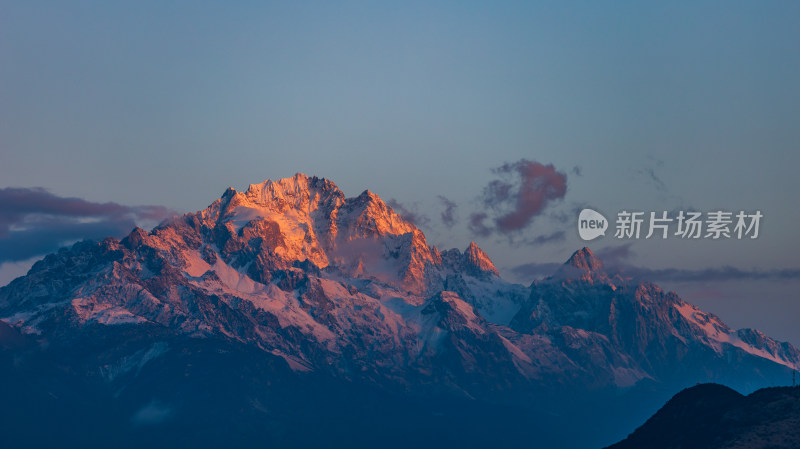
0;173;797;448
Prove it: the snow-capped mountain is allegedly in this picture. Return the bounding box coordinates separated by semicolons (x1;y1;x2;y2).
512;248;800;390
1;174;797;448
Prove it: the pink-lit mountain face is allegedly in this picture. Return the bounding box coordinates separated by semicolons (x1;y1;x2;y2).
1;174;798;448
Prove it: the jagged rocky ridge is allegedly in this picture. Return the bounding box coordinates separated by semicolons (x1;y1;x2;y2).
1;174;798;448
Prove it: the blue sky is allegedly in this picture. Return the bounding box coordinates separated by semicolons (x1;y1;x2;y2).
1;1;799;343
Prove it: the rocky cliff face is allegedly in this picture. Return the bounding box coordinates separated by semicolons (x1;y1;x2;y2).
192;173;435;293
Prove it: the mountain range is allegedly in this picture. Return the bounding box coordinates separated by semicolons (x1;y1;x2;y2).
1;173;797;448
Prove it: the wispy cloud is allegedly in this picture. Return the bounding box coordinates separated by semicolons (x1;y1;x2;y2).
521;230;566;246
387;198;430;228
467;212;492;237
595;243;635;266
511;261;800;284
471;159;568;238
437;195;458;228
549;201;590;225
621;266;800;283
639;167;666;192
510;261;563;280
0;187;174;263
637;156;666;192
592;243;800;282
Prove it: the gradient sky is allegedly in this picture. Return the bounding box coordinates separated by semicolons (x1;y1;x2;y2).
2;1;799;343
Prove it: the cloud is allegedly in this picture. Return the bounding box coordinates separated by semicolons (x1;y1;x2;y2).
511;261;800;284
510;262;563;280
591;244;800;283
639;167;666;192
0;187;175;263
473;159;568;237
387;198;430;228
467;212;492;237
548;201;590;225
328;237;401;285
595;243;635;266
621;266;800;283
638;156;666;192
510;243;800;284
522;230;566;246
437;195;458;228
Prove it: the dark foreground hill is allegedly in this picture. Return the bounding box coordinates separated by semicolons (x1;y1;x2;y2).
607;383;800;449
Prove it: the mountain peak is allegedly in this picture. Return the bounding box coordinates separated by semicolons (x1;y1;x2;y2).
565;247;603;271
232;174;345;214
464;241;499;277
245;173;325;197
221;186;236;199
355;189;382;203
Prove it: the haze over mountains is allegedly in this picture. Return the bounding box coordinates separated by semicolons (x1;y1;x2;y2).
1;174;797;448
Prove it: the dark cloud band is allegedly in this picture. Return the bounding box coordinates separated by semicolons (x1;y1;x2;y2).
0;187;174;263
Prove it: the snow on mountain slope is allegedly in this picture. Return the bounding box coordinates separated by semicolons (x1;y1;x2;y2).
511;247;800;387
675;301;800;370
0;176;797;398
